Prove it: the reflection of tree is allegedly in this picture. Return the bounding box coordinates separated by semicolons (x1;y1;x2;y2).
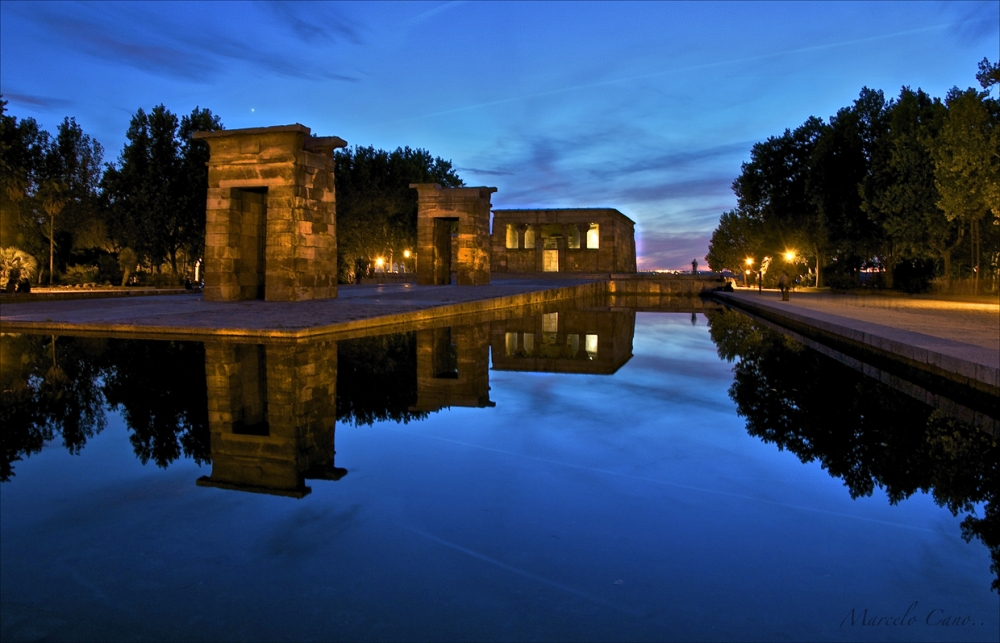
336;332;428;426
0;334;106;480
0;335;209;479
101;339;209;467
706;309;1000;590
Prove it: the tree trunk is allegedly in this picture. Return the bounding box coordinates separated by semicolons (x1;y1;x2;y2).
49;215;54;286
884;254;896;290
973;219;980;296
814;245;823;288
938;222;966;292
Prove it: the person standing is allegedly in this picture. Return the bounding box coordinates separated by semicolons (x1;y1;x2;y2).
779;272;789;301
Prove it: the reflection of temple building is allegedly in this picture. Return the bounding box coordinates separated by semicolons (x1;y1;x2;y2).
197;341;345;498
490;310;635;375
410;325;494;412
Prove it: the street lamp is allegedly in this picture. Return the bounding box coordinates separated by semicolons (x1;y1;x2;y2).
784;251;796;262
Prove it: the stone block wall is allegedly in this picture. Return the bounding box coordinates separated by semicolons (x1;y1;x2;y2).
195;125;346;302
411;184;497;285
198;339;341;498
491;208;637;274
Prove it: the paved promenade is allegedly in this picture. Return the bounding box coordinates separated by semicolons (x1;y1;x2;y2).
714;289;999;394
0;279;602;340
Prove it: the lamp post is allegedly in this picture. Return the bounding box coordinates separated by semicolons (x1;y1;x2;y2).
744;257;754;288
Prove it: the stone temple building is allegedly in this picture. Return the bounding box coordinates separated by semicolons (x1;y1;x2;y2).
491;208;636;275
412;183;497;286
195;124;346;302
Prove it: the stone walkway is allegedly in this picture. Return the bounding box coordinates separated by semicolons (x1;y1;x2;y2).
715;290;999;392
0;279;600;339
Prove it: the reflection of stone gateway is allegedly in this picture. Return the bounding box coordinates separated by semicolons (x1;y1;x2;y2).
197;340;345;498
194;125;346;302
410;325;494;412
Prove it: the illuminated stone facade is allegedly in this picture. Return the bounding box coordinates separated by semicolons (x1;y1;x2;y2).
198;340;345;498
195;125;346;302
411;184;497;285
491;208;636;274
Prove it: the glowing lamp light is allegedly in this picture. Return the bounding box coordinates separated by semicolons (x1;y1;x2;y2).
745;257;754;266
375;257;385;268
784;251;796;262
403;250;411;259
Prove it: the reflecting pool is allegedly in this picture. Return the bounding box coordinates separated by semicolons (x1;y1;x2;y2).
1;304;997;641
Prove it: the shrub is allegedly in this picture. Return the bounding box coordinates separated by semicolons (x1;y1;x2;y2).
64;264;100;285
0;247;40;286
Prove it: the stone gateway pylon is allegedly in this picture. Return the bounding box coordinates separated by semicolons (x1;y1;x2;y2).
194;125;346;302
411;183;497;286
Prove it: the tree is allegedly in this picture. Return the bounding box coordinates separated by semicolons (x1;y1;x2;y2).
177;108;223;262
930;87;997;293
732;117;827;285
101;105;223;274
861;87;950;288
808;88;888;286
37;180;68;285
0;99;51;272
707;209;761;275
335;146;463;281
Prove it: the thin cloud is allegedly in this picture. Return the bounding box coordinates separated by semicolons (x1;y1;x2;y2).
384;21;963;124
942;1;1000;42
1;92;74;110
617;177;735;204
14;4;359;83
267;1;363;44
457;167;516;177
608;141;753;177
400;1;466;28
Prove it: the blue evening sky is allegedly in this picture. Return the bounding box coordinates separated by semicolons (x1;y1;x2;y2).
1;1;996;269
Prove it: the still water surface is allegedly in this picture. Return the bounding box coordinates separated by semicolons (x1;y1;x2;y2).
1;307;997;641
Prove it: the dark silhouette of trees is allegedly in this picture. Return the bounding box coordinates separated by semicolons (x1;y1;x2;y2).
708;61;1000;292
0;336;210;479
706;308;1000;591
100;339;210;468
101;105;222;275
336;332;428;426
335;146;462;282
